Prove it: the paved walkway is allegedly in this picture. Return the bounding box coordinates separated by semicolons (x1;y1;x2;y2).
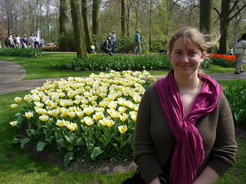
0;59;246;95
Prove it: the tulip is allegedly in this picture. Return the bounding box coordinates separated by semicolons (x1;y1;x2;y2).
10;104;18;109
39;115;49;122
14;97;22;103
10;121;17;127
118;125;128;133
24;112;34;119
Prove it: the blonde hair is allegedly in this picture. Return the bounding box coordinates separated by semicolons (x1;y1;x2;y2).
169;27;219;54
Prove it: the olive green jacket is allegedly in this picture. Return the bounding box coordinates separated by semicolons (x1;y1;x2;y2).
134;84;237;183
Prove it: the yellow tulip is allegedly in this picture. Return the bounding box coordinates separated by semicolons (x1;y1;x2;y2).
39;115;49;122
118;125;128;133
14;97;22;103
10;121;17;127
66;123;77;131
84;107;94;115
24;95;32;102
10;104;18;109
84;117;94;126
24;112;34;119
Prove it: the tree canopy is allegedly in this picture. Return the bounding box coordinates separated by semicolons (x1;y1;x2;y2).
0;0;245;54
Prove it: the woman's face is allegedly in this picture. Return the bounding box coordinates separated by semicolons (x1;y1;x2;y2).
169;37;205;77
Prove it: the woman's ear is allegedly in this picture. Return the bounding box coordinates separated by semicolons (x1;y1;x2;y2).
201;52;206;61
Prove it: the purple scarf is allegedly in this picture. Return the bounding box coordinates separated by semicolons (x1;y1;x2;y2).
156;70;222;184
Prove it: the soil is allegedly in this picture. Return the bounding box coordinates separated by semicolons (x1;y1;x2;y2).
23;140;137;174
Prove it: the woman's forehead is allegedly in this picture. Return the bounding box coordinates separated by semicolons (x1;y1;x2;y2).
173;37;199;50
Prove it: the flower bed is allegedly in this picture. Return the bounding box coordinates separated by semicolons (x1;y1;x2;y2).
41;46;60;51
209;54;236;67
10;70;156;166
210;54;236;62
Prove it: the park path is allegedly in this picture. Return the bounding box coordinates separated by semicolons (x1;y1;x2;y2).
1;59;246;95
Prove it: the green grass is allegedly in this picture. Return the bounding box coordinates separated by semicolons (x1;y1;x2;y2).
0;53;95;80
0;53;245;183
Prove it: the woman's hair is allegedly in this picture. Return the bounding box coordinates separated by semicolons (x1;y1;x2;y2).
168;27;219;54
238;33;246;42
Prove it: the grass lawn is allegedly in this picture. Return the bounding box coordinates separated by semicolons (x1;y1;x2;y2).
0;53;245;183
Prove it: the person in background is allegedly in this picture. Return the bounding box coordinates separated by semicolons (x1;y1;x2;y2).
21;34;29;48
29;34;36;48
8;35;15;48
14;34;21;48
34;34;40;48
133;27;237;184
234;33;246;74
5;36;11;48
100;36;113;56
134;30;141;55
111;30;117;54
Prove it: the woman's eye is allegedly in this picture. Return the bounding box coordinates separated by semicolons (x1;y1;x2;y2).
174;52;182;55
189;51;197;55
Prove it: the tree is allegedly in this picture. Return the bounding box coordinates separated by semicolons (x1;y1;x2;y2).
199;0;213;34
81;0;92;52
121;0;127;36
59;0;70;35
70;0;87;58
92;0;101;35
0;0;18;36
214;0;246;54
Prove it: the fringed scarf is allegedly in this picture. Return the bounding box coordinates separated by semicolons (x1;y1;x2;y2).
155;70;222;184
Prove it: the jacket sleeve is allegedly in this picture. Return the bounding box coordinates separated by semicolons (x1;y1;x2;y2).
208;93;237;177
134;85;163;183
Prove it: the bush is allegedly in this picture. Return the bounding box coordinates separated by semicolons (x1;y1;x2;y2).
59;31;76;52
51;54;173;71
0;48;42;57
224;80;246;128
9;71;157;166
150;40;167;53
51;54;213;72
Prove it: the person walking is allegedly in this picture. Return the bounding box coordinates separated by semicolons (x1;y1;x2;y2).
21;34;29;48
234;33;246;74
124;27;237;184
134;30;141;55
111;30;117;54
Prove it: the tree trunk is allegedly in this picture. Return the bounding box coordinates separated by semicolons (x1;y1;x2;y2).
92;0;100;35
59;0;70;35
81;0;92;52
149;0;153;50
121;0;126;36
218;0;230;54
199;0;213;34
70;0;87;59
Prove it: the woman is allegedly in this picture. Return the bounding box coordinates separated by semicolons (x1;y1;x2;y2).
234;33;246;74
134;27;237;184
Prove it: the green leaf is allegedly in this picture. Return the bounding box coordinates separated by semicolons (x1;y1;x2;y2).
99;134;115;148
21;138;31;149
37;141;48;151
56;138;66;147
91;147;104;160
64;152;74;167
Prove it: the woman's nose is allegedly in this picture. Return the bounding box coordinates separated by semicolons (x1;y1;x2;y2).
181;54;189;62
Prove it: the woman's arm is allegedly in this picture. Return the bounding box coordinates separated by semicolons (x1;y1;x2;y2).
192;165;219;184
